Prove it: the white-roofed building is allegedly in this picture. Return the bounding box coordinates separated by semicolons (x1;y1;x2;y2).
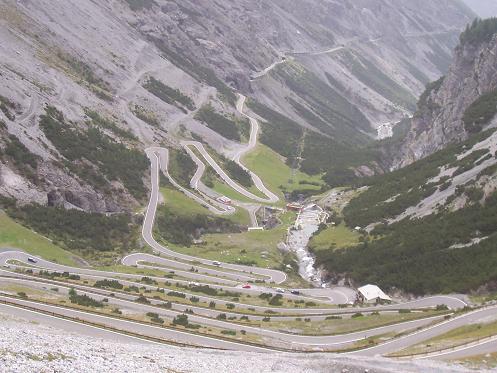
357;284;392;304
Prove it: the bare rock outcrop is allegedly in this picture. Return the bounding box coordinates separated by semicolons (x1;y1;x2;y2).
394;31;497;168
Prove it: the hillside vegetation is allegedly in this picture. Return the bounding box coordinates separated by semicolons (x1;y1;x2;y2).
463;89;497;133
317;190;497;294
273;62;373;145
460;17;497;45
343;130;495;228
155;187;245;247
40;107;148;199
143;77;195;113
247;99;378;189
195;105;249;142
0;197;138;263
317;129;497;295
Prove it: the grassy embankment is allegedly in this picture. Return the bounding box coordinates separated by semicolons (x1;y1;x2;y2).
167;211;296;270
0;212;77;266
256;310;445;336
309;224;361;252
392;319;497;356
241;144;324;201
160;186;250;226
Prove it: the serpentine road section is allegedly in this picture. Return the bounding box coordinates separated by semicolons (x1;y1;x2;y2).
233;94;279;203
181;94;279;204
0;273;475;352
153;146;235;215
143;148;286;283
181;141;278;204
0;273;489;354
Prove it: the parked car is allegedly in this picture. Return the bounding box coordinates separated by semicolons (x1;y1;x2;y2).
27;257;37;264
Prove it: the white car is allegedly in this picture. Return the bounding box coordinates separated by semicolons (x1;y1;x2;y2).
212;261;221;266
276;288;285;294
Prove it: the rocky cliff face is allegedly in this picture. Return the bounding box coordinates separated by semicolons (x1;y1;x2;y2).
0;0;474;210
394;26;497;168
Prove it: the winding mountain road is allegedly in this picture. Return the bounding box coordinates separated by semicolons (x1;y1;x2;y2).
0;274;479;353
142;148;286;283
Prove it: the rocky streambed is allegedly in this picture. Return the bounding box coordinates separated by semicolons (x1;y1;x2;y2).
286;204;329;287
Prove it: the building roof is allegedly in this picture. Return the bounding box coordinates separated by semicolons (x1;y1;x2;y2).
358;284;392;301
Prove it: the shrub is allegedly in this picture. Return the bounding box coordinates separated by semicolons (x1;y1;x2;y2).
69;288;103;308
94;279;123;290
135;295;151;304
167;291;186;299
172;314;189;327
325;315;342;320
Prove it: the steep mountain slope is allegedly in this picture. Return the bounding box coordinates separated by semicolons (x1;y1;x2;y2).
394;18;497;168
315;21;497;295
136;0;473;141
0;0;474;211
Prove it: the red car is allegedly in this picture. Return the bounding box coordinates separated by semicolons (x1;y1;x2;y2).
242;284;251;289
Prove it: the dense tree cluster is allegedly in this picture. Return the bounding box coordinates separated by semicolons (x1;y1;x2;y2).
195;105;249;142
0;95;19;121
155;206;241;247
143;77;195;112
247;99;303;165
7;203;136;253
317;191;497;295
463;89;497;133
415;77;444;114
168;149;197;188
224;159;252;188
85;109;137;141
460;17;497;46
94;279;124;290
0;134;39;184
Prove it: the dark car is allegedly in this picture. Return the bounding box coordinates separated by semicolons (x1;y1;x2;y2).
291;290;300;295
27;257;37;264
